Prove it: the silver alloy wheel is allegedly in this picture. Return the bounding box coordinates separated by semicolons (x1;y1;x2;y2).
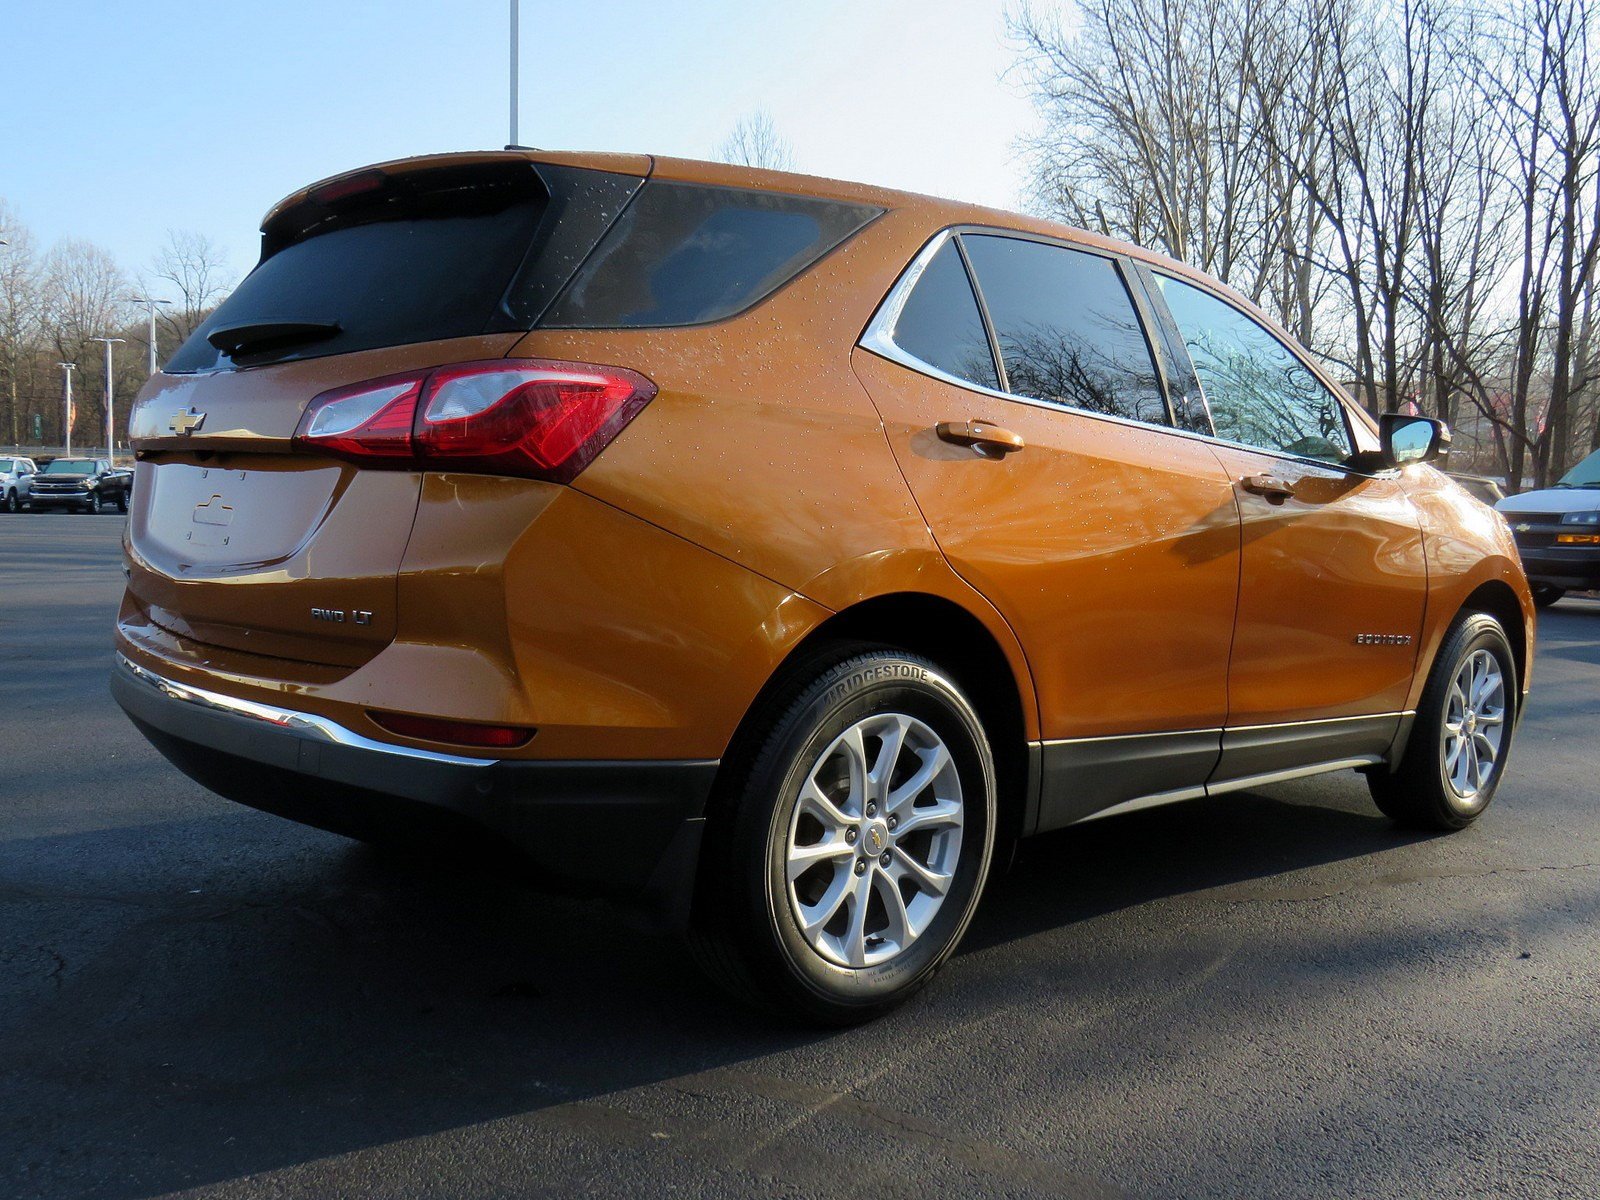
1442;648;1506;801
784;712;964;968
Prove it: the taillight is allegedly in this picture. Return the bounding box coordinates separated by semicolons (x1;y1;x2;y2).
291;358;656;483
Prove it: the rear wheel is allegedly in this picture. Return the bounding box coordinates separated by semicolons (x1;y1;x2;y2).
1369;612;1517;830
692;648;996;1024
116;489;128;514
1531;584;1564;609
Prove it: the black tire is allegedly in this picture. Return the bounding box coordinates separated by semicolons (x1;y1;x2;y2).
84;491;102;515
2;489;15;514
691;647;997;1025
1369;612;1517;830
116;489;128;514
1530;584;1564;609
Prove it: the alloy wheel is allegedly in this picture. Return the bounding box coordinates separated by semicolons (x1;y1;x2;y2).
1442;648;1506;801
784;712;964;969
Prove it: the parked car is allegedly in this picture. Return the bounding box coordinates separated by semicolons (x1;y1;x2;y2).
1446;472;1506;505
1;456;38;512
1495;446;1600;606
26;457;133;514
111;151;1534;1023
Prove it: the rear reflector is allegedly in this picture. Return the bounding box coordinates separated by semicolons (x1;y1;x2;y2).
292;358;655;483
369;710;535;749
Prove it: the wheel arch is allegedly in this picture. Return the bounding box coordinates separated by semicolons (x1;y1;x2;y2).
697;590;1038;928
1459;578;1530;699
796;593;1032;839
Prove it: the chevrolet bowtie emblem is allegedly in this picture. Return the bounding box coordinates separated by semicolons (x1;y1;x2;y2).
168;407;206;436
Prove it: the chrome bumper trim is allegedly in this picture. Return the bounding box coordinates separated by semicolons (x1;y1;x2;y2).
114;652;496;768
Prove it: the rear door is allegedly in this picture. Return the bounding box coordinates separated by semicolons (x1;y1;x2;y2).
853;230;1243;828
124;156;645;669
1146;270;1428;785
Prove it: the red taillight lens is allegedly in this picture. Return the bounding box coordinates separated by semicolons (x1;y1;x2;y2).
291;359;655;482
369;710;535;749
295;372;424;460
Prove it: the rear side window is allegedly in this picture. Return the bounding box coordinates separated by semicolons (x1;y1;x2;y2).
962;235;1168;425
543;182;882;328
887;241;1000;390
1156;273;1352;463
168;165;550;373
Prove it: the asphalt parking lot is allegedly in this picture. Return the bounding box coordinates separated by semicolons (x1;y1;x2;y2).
3;514;1599;1200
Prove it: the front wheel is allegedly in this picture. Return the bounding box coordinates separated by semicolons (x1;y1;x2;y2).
84;491;103;515
2;489;15;514
1369;612;1517;830
692;648;997;1024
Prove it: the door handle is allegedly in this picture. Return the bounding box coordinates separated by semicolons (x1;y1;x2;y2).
1239;473;1298;503
935;420;1025;456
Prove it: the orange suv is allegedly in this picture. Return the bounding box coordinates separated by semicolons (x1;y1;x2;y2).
113;150;1533;1023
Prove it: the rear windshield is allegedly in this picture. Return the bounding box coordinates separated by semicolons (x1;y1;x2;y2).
167;167;882;371
542;182;882;328
168;166;551;373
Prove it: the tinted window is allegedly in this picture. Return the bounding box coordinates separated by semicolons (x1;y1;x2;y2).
1157;274;1352;463
545;182;881;328
168;167;549;372
494;164;643;328
0;460;13;473
962;235;1167;424
889;241;1000;390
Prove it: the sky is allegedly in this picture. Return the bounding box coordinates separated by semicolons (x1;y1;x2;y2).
1;0;1047;293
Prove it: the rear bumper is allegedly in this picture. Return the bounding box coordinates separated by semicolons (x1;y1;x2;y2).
111;653;717;926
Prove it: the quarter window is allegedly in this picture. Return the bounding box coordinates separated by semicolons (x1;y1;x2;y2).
544;182;881;328
888;240;1000;391
961;234;1168;425
1156;274;1352;463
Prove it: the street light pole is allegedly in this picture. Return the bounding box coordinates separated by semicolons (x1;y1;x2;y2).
58;362;76;454
509;0;519;146
91;337;125;457
124;296;172;376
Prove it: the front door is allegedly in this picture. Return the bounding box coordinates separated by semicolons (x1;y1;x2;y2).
853;231;1243;827
1149;271;1428;787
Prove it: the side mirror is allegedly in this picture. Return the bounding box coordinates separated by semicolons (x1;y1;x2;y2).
1380;413;1450;467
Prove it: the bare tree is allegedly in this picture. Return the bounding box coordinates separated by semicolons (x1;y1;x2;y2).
148;229;232;347
0;200;45;445
716;111;797;171
1009;0;1600;483
41;239;132;446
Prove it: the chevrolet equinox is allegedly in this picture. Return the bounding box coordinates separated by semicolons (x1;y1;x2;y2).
112;151;1534;1023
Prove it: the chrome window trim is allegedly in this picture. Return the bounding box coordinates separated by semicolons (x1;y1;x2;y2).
115;652;496;768
858;224;1391;480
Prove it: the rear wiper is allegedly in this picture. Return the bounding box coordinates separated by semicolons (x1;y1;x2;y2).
207;318;341;358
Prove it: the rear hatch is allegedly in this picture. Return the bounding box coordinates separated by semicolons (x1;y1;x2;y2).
125;153;647;668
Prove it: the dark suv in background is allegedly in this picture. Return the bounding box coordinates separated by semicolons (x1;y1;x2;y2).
27;458;133;514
